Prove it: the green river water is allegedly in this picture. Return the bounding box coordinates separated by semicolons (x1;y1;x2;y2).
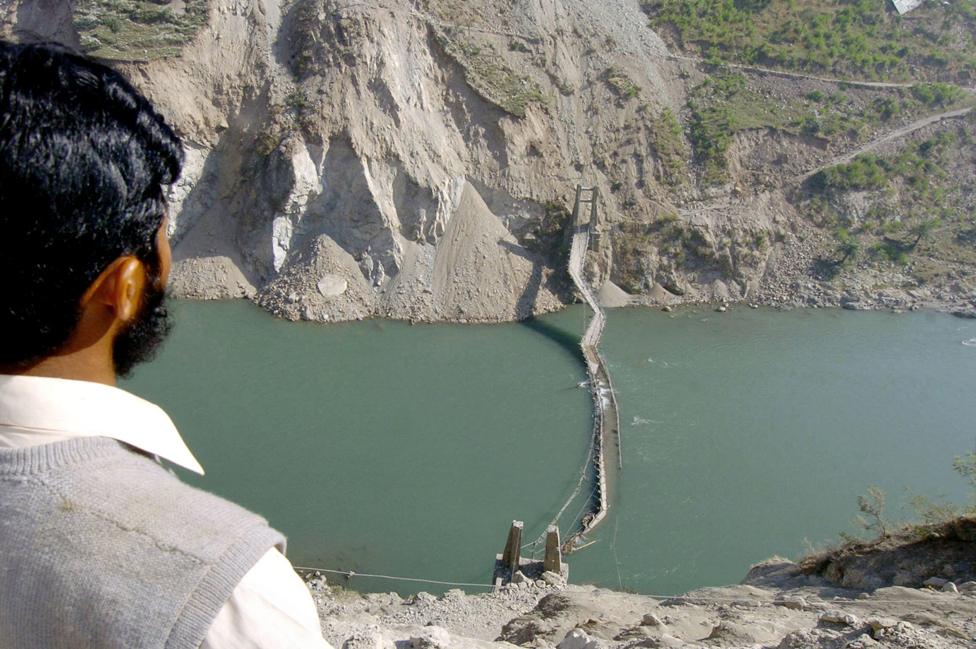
125;300;976;596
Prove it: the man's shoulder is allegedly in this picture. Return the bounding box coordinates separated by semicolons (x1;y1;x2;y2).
0;437;286;648
0;436;281;560
43;437;277;556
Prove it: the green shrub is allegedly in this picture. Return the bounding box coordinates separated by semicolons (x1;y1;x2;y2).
871;240;909;265
856;486;888;540
873;97;901;121
607;69;640;99
814;154;890;192
285;89;311;114
798;115;821;135
834;227;859;265
910;82;965;107
954;450;976;490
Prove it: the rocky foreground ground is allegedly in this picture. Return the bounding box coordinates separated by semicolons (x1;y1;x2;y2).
305;519;976;648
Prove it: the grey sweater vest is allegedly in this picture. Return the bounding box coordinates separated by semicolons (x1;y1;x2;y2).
0;437;286;649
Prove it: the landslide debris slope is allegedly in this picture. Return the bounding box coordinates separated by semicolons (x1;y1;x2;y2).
3;0;976;321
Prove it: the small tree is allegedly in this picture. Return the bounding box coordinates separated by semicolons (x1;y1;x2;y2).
909;217;941;249
856;486;888;540
834;228;860;265
953;450;976;489
953;449;976;514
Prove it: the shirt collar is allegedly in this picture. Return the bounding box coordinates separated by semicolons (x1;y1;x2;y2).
0;374;204;475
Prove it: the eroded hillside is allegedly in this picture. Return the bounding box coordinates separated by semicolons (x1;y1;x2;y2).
3;0;975;320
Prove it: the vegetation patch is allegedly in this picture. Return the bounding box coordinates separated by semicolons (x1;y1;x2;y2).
687;66;974;186
254;88;318;157
613;218;659;292
805;123;976;272
686;72;742;184
645;0;976;82
794;83;973;140
801;451;976;590
613;211;765;290
435;27;546;117
73;0;208;62
284;1;343;78
649;107;689;186
813;130;957;197
686;70;809;184
605;68;640;100
910;82;967;108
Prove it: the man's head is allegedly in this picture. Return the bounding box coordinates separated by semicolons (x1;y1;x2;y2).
0;41;184;379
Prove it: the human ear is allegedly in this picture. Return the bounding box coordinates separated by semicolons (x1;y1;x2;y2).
81;256;147;323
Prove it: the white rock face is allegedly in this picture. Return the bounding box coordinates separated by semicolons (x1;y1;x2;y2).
557;629;603;649
271;143;323;272
819;610;860;627
3;0;690;322
317;274;348;298
408;626;453;649
165;143;211;241
272;216;294;273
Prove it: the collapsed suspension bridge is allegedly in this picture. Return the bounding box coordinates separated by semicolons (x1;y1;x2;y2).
506;184;624;581
561;184;622;552
298;185;625;590
297;186;624;590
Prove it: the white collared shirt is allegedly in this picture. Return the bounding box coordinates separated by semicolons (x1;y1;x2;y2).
0;374;333;649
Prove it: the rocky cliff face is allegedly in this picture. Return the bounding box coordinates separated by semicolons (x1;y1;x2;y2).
4;0;652;321
4;0;974;321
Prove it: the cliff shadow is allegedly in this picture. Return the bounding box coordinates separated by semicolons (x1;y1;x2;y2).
169;121;270;290
499;239;584;363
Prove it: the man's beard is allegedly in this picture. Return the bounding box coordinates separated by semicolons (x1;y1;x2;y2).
113;281;172;378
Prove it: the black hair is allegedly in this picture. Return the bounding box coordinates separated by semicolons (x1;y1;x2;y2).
0;40;183;368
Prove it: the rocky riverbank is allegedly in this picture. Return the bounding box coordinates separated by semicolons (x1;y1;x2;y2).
306;519;976;648
625;220;976;319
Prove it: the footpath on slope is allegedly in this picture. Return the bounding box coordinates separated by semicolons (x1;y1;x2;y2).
796;106;975;182
665;53;931;90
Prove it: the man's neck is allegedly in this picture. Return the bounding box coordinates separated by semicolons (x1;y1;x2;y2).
2;352;117;387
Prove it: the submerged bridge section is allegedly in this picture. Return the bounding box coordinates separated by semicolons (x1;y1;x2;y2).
493;185;623;583
562;185;622;553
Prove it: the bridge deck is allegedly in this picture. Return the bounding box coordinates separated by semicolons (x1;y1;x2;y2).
562;186;621;552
